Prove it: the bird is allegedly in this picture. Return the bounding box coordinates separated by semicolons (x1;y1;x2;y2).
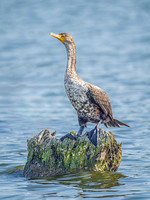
50;32;129;140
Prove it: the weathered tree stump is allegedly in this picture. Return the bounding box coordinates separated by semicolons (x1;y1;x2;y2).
23;128;122;178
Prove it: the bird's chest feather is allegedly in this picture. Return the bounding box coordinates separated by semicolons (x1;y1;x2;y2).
64;78;90;111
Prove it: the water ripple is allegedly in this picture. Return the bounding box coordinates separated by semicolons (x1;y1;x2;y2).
0;0;150;199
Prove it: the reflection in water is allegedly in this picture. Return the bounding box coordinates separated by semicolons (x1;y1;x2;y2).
0;165;24;175
56;171;126;190
23;171;126;198
5;166;126;198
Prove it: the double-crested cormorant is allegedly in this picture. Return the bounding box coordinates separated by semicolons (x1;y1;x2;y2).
50;32;129;138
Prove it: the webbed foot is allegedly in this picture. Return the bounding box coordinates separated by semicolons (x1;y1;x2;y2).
60;132;78;142
60;125;85;142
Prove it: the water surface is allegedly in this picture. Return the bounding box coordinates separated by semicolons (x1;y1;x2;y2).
0;0;150;199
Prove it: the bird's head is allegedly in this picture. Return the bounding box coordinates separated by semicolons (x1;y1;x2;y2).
50;32;74;45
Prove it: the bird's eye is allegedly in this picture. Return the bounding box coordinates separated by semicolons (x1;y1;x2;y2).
61;35;65;38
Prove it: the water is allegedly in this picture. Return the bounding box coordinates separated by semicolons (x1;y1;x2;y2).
0;0;150;199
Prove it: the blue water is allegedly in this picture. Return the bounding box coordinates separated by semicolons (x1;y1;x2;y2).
0;0;150;199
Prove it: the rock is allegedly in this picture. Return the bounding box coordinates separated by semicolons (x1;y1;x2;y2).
23;128;122;178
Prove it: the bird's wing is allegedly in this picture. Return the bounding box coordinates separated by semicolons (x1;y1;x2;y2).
87;83;113;117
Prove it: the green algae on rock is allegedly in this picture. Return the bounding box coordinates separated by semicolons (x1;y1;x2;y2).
23;129;122;178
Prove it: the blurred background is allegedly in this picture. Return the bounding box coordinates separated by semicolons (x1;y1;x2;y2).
0;0;150;199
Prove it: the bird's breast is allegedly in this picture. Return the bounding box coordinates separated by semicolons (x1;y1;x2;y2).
64;77;89;110
64;76;100;121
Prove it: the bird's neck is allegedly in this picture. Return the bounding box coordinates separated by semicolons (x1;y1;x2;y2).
65;43;77;77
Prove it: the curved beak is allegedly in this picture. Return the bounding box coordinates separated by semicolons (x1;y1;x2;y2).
50;33;65;43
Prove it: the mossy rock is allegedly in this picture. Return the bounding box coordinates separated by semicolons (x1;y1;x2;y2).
23;129;122;178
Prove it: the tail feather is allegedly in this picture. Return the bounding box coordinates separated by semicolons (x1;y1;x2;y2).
113;119;130;127
105;119;130;128
111;120;120;127
114;119;130;127
107;121;112;127
109;121;116;127
104;123;108;128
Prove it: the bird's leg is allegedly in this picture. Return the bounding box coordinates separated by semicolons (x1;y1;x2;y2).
88;120;103;146
77;126;85;137
96;120;102;134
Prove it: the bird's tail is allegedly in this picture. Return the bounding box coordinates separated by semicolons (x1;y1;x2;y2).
104;118;130;128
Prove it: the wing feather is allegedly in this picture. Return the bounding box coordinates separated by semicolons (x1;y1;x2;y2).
87;83;113;117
